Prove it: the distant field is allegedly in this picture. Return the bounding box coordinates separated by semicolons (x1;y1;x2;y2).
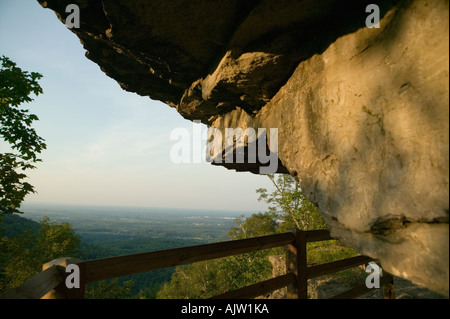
19;202;249;242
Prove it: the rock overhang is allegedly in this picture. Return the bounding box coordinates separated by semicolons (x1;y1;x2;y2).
38;0;449;296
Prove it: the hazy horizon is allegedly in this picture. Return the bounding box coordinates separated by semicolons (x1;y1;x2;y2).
20;201;257;216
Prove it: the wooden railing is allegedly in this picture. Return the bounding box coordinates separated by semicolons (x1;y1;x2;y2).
1;229;394;299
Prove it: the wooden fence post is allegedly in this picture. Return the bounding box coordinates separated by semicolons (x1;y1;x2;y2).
41;257;85;299
286;229;308;299
297;230;308;299
286;240;297;299
382;271;395;299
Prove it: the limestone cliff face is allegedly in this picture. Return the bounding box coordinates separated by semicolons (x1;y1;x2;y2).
38;0;449;295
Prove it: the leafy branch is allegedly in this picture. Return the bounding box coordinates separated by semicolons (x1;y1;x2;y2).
0;56;46;214
256;174;326;231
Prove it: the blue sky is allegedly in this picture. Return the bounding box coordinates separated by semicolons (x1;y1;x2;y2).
0;0;274;212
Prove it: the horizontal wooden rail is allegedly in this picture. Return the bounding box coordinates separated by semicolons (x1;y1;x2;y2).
305;229;334;242
210;273;296;299
307;255;373;279
3;228;392;300
82;232;296;283
1;266;62;299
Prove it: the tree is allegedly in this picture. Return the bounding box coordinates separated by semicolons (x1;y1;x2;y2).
227;212;278;240
156;212;277;299
0;216;81;294
0;214;136;298
220;212;277;292
256;174;326;231
157;259;227;299
0;56;46;214
85;279;135;299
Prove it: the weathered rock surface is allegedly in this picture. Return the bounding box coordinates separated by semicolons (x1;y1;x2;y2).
38;0;449;296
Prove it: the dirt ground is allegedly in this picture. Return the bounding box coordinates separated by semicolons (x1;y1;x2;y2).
265;275;447;299
310;275;447;299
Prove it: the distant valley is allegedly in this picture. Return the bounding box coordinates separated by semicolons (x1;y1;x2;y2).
3;202;253;298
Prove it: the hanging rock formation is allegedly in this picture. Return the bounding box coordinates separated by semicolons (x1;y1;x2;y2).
38;0;449;296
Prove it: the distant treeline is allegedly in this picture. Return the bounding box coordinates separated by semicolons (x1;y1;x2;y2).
0;214;40;237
